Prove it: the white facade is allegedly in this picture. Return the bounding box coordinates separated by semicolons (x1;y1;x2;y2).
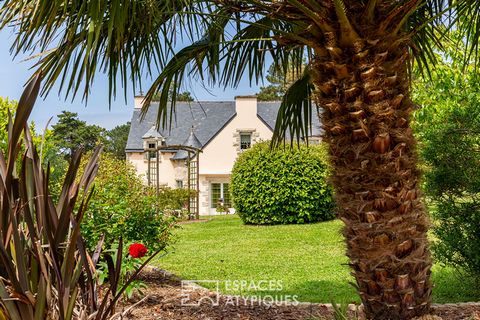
126;96;274;215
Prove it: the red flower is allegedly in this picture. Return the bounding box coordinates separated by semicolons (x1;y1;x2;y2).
128;243;148;258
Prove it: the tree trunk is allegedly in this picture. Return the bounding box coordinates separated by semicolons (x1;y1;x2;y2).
311;29;432;319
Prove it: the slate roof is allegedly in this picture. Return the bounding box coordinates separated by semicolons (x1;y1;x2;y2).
125;100;322;153
126;101;235;152
142;126;165;140
256;101;322;138
171;128;203;160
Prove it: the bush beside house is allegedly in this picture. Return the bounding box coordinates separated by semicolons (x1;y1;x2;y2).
231;141;335;225
80;153;175;252
157;187;196;219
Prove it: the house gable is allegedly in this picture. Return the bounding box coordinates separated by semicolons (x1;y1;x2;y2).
198;96;275;175
125;98;322;155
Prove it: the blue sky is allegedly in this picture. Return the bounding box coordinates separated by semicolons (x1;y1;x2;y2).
0;30;264;130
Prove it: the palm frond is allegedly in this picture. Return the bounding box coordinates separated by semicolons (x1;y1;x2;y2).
142;8;234;129
220;16;306;88
143;35;220;130
271;69;314;148
405;0;450;77
454;0;480;66
144;11;307;135
0;0;205;104
407;0;480;73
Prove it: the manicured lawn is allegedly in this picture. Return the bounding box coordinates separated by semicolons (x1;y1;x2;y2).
155;215;480;304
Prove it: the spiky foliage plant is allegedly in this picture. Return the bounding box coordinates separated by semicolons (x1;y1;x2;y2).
3;1;480;318
0;74;162;320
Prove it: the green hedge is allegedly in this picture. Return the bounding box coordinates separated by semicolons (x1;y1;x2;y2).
231;141;335;225
412;51;480;279
416;103;480;278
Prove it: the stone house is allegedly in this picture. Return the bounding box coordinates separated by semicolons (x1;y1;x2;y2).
125;95;321;215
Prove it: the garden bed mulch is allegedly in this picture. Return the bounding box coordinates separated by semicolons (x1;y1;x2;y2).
121;269;480;320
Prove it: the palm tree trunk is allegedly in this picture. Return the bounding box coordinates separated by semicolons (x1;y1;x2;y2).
311;30;432;319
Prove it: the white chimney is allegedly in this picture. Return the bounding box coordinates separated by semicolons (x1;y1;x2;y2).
235;95;257;119
134;95;145;109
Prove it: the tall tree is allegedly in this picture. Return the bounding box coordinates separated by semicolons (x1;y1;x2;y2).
2;1;480;318
257;62;305;101
105;122;131;160
52;111;106;157
0;97;68;189
152;89;195;102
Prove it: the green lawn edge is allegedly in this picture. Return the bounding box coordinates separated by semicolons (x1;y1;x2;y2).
155;215;480;304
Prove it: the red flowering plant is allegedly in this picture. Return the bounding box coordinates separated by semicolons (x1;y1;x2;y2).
129;243;148;258
97;242;152;300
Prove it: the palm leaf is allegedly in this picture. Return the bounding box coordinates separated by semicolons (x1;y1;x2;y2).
144;11;307;140
272;69;315;147
454;1;480;66
6;0;480;148
407;1;480;73
0;0;204;105
405;0;449;76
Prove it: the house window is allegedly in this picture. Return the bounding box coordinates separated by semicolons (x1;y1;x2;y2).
145;141;157;159
211;183;231;208
176;180;184;189
240;133;252;150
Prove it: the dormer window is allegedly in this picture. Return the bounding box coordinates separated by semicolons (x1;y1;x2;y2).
142;125;166;155
146;141;157;159
240;133;252;150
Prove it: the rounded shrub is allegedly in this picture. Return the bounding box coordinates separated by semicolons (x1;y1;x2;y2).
231;141;335;225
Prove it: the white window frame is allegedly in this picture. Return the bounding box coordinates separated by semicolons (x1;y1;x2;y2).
240;133;252;150
210;183;231;208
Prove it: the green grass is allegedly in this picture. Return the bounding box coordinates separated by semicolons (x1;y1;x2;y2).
155;215;480;304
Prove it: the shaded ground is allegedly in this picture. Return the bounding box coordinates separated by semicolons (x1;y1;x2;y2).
121;270;480;320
